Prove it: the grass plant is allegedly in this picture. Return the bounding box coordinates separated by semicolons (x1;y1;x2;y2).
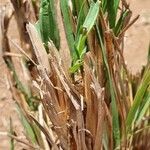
0;0;150;149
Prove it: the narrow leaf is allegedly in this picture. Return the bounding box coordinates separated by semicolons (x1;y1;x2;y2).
136;86;150;125
126;69;150;132
83;1;100;33
106;0;120;28
60;0;75;57
39;0;60;49
16;105;37;144
95;23;120;147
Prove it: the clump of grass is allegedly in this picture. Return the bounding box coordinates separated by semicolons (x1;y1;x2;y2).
1;0;150;149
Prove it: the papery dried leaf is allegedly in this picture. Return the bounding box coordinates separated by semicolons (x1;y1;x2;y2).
27;114;59;150
84;56;98;139
48;42;88;149
55;0;71;71
104;30;114;69
26;22;50;74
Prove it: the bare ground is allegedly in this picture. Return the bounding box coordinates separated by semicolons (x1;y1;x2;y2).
124;0;150;73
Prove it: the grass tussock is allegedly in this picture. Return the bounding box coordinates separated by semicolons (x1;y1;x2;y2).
0;0;150;149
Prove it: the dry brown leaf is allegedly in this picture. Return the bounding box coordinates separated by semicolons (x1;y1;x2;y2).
26;22;50;74
54;0;71;72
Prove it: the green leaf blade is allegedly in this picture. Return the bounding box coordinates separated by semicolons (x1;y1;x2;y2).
106;0;120;28
126;69;150;133
83;1;100;33
39;0;60;49
60;0;75;57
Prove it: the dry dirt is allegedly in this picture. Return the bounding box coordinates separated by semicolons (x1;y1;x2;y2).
0;0;150;149
124;0;150;73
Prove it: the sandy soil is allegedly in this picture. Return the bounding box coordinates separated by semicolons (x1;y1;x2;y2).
124;0;150;73
0;0;150;149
